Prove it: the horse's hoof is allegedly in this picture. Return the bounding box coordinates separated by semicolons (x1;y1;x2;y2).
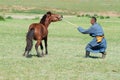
23;53;25;56
26;54;32;58
37;54;42;57
45;53;48;55
41;53;44;56
101;52;106;59
42;54;45;57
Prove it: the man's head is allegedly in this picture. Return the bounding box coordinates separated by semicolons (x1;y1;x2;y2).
90;17;97;25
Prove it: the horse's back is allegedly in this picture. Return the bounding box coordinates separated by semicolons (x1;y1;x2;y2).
29;23;40;30
28;23;48;40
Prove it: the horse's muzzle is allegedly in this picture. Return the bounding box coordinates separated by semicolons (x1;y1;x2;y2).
59;15;63;21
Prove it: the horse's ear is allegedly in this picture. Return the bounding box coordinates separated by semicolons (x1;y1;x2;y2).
46;11;52;15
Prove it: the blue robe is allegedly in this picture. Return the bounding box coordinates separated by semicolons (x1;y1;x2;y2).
77;23;107;53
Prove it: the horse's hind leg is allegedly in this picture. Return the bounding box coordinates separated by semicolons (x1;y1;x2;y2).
23;40;33;57
23;30;34;57
23;51;26;56
23;47;30;57
23;46;28;56
40;43;44;56
35;40;42;57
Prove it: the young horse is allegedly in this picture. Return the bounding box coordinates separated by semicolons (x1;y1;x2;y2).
23;11;63;57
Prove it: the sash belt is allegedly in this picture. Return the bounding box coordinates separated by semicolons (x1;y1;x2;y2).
96;36;104;43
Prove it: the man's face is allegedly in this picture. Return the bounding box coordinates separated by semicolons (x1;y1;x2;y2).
90;18;95;25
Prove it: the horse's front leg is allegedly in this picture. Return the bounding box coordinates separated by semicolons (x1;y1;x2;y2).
44;37;48;55
35;40;42;57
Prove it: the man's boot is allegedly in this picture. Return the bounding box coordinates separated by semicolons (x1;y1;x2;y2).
101;52;106;59
85;51;90;58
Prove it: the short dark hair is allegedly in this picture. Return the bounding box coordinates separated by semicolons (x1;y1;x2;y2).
91;16;97;22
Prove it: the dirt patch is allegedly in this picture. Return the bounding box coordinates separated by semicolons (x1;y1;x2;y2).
5;14;42;19
77;11;120;17
0;5;119;17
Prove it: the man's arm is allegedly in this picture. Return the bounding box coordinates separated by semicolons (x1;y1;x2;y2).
77;26;94;34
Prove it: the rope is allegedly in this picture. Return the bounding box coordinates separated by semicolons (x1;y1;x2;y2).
62;19;78;27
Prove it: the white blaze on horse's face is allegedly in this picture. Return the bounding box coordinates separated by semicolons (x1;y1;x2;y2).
50;14;63;22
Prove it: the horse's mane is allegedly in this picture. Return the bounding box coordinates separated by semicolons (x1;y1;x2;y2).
40;14;47;25
40;11;52;25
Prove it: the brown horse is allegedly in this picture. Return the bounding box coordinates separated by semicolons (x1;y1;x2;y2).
23;11;63;57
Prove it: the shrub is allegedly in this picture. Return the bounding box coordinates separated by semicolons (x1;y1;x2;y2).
77;14;81;17
118;16;120;18
85;14;91;18
6;16;13;19
99;16;104;19
0;16;5;21
81;14;84;17
105;16;110;19
93;14;99;18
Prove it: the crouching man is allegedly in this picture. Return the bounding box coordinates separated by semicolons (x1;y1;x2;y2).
77;17;107;58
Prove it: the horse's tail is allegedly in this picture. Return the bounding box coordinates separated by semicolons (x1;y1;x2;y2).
25;29;34;51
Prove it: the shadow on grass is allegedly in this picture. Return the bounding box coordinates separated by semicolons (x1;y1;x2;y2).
89;56;101;59
26;54;42;58
75;55;102;59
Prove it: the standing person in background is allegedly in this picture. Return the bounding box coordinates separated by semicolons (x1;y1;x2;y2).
77;17;107;58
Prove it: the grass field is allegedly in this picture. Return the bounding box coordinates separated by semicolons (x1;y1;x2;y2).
0;0;120;80
0;15;120;80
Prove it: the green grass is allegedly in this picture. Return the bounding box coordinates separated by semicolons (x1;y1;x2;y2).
0;0;120;14
0;16;120;80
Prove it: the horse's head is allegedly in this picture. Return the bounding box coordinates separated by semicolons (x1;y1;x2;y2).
46;11;63;22
40;11;63;25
